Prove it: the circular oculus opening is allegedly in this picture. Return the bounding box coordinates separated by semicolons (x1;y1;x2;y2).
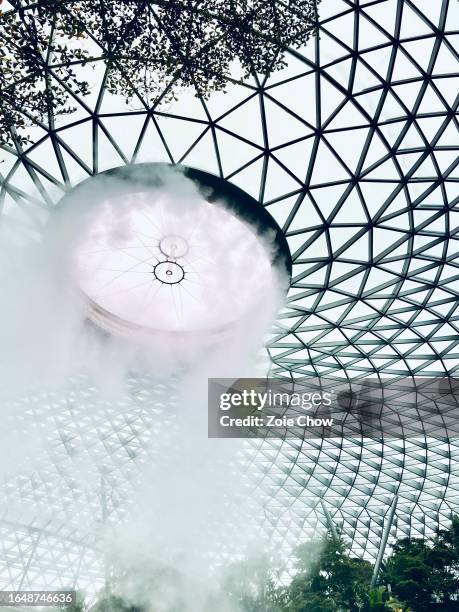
54;164;291;338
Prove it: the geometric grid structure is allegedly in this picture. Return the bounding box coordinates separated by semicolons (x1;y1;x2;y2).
0;0;458;590
0;374;177;592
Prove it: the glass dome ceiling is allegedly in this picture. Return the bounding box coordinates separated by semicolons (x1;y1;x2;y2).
0;0;458;594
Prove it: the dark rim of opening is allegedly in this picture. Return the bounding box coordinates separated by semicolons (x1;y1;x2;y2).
53;163;292;338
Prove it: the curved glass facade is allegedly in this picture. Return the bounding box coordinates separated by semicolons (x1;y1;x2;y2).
0;0;458;592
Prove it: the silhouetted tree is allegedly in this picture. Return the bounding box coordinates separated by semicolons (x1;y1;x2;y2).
0;0;319;145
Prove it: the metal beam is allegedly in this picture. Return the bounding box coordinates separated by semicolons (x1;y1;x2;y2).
320;499;339;541
371;495;398;587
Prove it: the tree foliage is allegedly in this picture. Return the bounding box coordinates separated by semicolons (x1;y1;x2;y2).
219;553;286;611
59;590;86;612
0;0;319;145
382;516;459;611
91;594;142;612
285;533;388;612
57;518;459;612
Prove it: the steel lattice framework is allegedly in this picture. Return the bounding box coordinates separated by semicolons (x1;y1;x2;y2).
0;0;458;594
